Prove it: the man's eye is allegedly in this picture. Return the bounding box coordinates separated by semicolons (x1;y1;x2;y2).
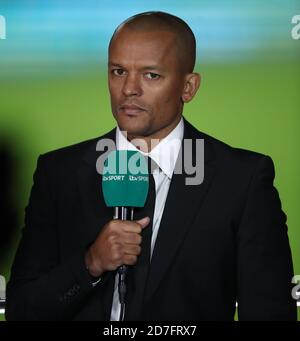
112;69;125;76
144;72;160;80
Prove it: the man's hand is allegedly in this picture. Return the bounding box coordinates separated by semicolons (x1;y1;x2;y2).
84;216;150;277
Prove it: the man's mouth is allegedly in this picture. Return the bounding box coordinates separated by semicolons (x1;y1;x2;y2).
119;104;146;116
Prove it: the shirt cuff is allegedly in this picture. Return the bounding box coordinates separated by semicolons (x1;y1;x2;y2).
92;277;102;287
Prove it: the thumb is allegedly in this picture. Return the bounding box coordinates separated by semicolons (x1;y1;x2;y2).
136;216;150;229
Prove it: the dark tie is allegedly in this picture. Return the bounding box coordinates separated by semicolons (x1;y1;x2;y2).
124;156;156;320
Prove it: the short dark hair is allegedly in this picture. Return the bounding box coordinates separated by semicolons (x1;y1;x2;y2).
109;11;196;73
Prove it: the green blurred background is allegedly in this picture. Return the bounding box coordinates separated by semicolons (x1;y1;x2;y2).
0;0;299;320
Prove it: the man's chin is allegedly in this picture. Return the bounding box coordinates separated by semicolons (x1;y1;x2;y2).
116;118;150;138
120;127;149;139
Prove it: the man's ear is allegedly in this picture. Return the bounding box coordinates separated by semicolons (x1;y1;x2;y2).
181;73;201;103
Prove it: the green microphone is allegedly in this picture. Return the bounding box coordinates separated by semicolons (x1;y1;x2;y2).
102;150;149;321
102;150;149;214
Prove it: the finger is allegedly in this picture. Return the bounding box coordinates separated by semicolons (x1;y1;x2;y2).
123;232;142;245
122;221;143;234
124;244;141;256
123;254;138;265
136;216;150;229
121;217;150;234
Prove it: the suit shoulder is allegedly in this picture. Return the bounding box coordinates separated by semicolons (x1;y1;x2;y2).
194;129;274;180
203;131;270;165
200;132;276;187
38;128;115;165
184;119;268;166
40;136;99;161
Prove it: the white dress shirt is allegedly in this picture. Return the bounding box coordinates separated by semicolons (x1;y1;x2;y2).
110;117;184;321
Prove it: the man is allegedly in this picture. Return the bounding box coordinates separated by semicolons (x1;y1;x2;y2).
6;11;297;321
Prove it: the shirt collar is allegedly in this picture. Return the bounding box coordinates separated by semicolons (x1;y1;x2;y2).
116;117;184;179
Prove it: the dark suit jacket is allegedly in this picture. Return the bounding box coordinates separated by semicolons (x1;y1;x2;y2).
6;118;297;321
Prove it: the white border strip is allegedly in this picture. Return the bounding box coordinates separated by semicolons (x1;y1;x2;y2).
235;302;300;307
0;303;299;316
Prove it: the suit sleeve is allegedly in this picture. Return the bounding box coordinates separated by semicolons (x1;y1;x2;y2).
237;155;297;321
5;155;97;321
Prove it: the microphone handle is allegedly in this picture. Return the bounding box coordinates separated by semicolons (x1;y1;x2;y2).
114;207;134;321
113;207;134;220
114;206;134;274
114;206;134;275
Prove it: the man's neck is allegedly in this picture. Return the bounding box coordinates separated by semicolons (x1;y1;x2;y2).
127;115;182;153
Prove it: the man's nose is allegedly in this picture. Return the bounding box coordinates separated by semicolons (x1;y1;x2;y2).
122;74;142;97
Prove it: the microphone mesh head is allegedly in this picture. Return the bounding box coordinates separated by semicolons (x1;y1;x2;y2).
102;150;149;207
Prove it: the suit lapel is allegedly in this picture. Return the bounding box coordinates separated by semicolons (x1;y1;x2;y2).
76;128;116;249
145;119;217;301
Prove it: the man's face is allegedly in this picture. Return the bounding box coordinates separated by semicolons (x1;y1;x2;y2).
108;28;186;141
